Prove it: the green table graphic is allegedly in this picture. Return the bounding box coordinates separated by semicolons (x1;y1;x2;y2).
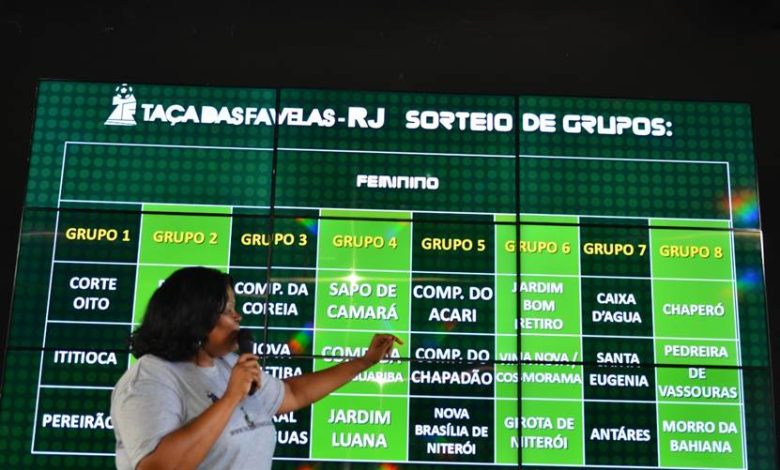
0;82;770;469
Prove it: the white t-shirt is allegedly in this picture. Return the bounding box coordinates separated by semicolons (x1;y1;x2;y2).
111;353;284;470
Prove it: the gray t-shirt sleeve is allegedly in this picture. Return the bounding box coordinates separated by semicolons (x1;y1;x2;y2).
112;375;184;469
257;369;285;417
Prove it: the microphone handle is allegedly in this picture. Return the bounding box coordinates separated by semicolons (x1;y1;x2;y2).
237;329;258;396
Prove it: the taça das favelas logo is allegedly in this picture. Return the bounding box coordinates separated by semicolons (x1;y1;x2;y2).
103;83;387;129
104;83;137;126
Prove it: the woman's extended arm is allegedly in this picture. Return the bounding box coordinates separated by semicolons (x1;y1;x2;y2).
277;334;401;414
135;354;260;470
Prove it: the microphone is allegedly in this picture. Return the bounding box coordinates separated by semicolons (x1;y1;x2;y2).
237;328;258;396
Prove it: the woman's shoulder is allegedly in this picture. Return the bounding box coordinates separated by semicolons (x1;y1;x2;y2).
114;354;184;394
135;353;180;372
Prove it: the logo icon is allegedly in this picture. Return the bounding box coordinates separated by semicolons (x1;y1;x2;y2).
104;83;137;126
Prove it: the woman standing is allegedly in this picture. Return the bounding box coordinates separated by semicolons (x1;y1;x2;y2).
111;266;400;469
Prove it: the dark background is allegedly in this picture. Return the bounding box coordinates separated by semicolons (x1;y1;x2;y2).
1;0;778;465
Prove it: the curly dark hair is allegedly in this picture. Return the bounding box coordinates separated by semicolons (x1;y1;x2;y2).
130;266;234;361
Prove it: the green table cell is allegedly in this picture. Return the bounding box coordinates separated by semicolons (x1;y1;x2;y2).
231;211;320;267
310;394;408;461
496;332;518;402
496;334;517;358
519;276;581;335
412;214;496;273
517;216;579;275
584;401;658;466
276;151;517;213
264;329;315;357
495;223;518;275
407;397;494;463
60;144;274;207
650;221;733;280
49;262;136;323
55;209;141;262
41;349;128;387
410;273;495;333
521;399;584;465
656;367;741;404
579;220;652;278
273;405;312;459
521;363;584;400
318;211;412;270
655;339;739;367
230;267;316;330
581;277;654;337
34;387;116;454
315;270;409;332
44;322;132;352
496;275;518;334
518;155;730;221
650;218;731;230
496;399;519;464
520;335;583;399
653;279;736;340
657;403;744;468
139;204;232;266
313;330;409;396
496;363;519;399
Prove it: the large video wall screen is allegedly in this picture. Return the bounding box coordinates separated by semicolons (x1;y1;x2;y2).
0;81;774;469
